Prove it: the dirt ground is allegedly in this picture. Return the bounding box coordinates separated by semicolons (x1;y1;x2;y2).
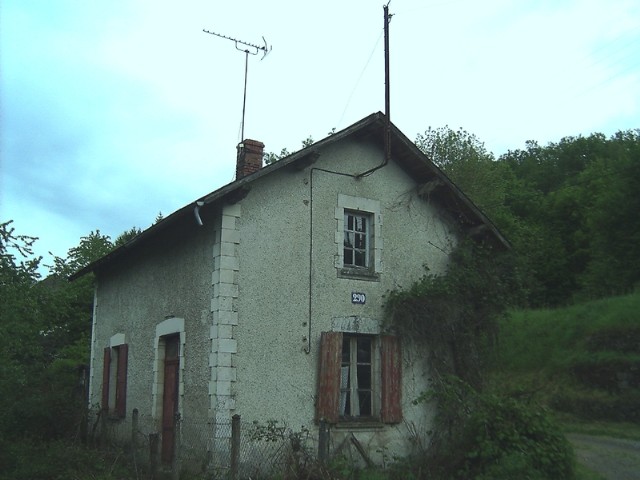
568;433;640;480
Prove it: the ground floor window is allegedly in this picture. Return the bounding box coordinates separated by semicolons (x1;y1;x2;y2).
101;342;128;418
317;331;401;424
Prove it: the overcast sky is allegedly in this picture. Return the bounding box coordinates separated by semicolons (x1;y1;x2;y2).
1;0;639;271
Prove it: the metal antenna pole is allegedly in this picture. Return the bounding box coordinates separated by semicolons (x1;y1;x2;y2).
203;29;271;140
241;50;249;141
384;2;392;162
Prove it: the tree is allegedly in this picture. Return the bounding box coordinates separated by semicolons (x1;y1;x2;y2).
115;226;142;247
264;135;314;165
416;127;501;212
0;224;116;450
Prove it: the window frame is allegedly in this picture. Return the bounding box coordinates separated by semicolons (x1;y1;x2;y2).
343;211;372;270
101;338;128;418
316;331;401;425
335;195;382;281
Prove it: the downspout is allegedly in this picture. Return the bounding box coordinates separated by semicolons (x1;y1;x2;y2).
193;201;205;226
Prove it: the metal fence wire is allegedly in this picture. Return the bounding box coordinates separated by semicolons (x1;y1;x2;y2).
92;408;316;479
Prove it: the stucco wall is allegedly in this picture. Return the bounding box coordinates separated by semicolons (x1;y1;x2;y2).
232;138;457;461
90;136;459;465
89;213;216;434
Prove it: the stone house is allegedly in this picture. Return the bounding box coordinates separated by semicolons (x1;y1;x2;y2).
74;112;507;469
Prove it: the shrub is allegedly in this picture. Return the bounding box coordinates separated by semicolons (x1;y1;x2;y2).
419;377;575;480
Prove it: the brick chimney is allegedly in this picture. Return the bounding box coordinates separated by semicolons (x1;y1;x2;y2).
236;139;264;179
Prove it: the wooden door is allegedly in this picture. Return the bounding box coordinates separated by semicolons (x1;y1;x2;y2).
161;335;180;463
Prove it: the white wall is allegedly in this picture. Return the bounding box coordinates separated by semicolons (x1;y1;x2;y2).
231;137;457;461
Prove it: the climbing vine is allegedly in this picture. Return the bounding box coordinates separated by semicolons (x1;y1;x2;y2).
384;241;575;479
385;239;517;389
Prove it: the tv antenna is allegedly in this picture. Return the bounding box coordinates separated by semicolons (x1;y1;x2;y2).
203;29;272;141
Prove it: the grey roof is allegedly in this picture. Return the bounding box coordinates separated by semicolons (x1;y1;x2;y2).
71;112;508;280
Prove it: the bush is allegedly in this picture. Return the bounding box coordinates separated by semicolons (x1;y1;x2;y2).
419;377;575;480
0;439;131;480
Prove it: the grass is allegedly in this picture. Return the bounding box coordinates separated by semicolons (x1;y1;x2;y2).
497;292;640;374
488;292;640;480
555;413;640;441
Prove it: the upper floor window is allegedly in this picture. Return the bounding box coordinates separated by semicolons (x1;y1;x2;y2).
344;212;371;269
336;195;382;280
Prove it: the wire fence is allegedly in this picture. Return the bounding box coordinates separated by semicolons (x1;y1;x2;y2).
90;408;321;479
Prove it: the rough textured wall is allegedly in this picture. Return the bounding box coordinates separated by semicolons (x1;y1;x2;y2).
232;138;457;461
89;213;217;434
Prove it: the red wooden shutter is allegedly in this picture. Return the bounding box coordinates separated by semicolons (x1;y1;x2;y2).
316;331;342;423
115;344;128;418
102;347;111;411
381;335;402;423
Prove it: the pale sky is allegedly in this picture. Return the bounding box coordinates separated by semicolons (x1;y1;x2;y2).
1;0;639;270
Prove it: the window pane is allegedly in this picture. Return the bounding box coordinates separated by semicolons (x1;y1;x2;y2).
342;338;350;363
357;338;371;363
357;364;371;389
354;250;366;266
340;365;350;415
354;233;366;249
358;391;372;416
344;249;353;265
344;232;354;248
355;216;365;232
347;214;354;231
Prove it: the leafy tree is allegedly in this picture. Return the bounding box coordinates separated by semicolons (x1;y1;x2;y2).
579;130;640;297
115;226;142;247
264;135;314;165
500;129;640;305
0;225;114;449
415;126;508;220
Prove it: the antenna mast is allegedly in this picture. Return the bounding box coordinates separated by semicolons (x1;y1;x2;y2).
384;2;392;163
203;29;271;141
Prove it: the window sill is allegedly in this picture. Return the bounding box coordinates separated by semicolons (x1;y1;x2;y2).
334;420;385;430
338;268;380;282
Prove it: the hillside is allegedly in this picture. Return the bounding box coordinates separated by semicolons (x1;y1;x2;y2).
492;292;640;424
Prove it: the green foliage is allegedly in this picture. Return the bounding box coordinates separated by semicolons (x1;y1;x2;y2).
384;234;573;479
495;293;640;423
114;226;142;247
385;240;517;388
416;377;575;480
415;126;508;220
264;135;315;165
0;221;137;479
498;129;640;306
498;293;640;374
0;439;134;480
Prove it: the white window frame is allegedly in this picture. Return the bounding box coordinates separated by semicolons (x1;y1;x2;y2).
335;194;382;280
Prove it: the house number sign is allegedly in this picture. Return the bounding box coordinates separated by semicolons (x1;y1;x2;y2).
351;292;366;304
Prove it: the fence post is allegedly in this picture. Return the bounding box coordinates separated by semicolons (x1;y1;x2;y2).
172;413;181;480
149;433;159;480
131;408;139;450
231;414;241;480
131;408;139;470
318;420;329;464
100;410;108;447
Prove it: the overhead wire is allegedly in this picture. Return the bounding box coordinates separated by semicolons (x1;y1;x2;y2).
334;30;384;130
